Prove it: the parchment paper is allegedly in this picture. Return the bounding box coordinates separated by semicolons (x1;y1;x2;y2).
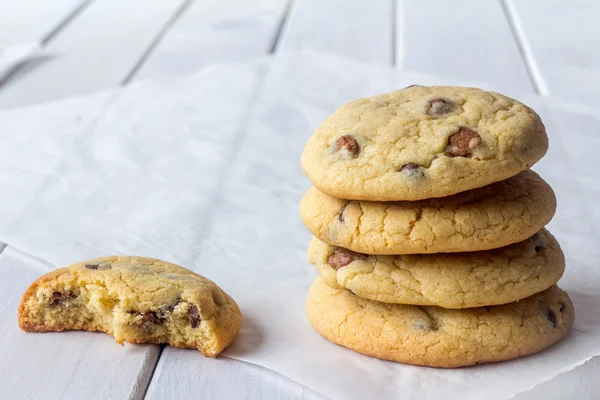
0;52;598;400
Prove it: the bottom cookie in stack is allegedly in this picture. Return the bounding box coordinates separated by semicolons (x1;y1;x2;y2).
306;277;573;368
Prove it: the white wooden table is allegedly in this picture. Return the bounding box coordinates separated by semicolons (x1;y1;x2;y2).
1;1;599;399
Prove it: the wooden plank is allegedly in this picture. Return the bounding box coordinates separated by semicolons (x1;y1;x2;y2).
146;348;323;400
0;246;160;400
134;0;289;81
0;0;186;110
505;0;600;103
277;0;393;64
400;0;534;91
0;0;87;48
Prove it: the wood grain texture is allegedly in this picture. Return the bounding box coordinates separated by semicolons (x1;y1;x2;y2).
0;246;160;400
277;0;393;64
505;0;600;103
399;0;534;91
0;0;186;109
0;0;87;48
134;0;289;81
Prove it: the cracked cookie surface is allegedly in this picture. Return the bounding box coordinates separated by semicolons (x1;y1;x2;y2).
308;229;564;308
306;277;573;368
18;256;241;357
300;170;556;254
301;86;548;201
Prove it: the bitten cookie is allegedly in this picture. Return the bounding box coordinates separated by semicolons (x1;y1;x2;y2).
300;170;556;254
308;229;564;308
301;86;548;201
306;277;573;368
19;256;242;357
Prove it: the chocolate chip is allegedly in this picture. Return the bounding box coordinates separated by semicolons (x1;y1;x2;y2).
135;311;161;332
338;203;348;223
560;303;567;313
412;316;438;331
399;163;424;178
49;292;63;306
189;304;200;328
428;98;455;116
328;248;367;270
545;309;557;328
412;320;432;330
400;163;420;172
444;127;482;157
85;262;111;270
49;291;76;307
159;298;181;315
530;232;547;253
334;135;360;158
405;84;420;89
141;312;160;325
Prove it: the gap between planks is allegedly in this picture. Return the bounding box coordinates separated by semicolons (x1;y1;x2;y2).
137;344;166;400
121;0;194;85
499;0;549;95
268;0;294;54
0;0;93;90
41;0;94;45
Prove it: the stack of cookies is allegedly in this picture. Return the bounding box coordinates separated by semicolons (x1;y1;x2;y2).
299;86;574;368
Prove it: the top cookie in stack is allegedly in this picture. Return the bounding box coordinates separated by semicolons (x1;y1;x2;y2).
299;86;573;368
301;86;547;201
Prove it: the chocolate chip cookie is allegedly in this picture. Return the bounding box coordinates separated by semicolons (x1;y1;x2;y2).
300;170;556;254
308;229;564;308
19;256;241;357
301;86;547;201
306;277;573;368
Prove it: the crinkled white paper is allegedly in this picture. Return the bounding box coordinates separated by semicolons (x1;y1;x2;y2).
0;52;599;400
